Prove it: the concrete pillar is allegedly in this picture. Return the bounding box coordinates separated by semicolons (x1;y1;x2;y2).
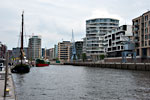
139;48;142;57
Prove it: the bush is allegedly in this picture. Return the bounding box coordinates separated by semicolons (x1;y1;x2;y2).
82;53;87;62
100;54;105;60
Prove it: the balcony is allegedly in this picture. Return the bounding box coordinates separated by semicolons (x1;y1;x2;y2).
134;33;138;37
134;27;138;31
134;22;138;25
134;39;139;42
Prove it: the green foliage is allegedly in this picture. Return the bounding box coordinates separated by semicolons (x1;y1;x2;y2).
82;53;87;62
56;58;59;61
99;54;105;60
77;54;81;59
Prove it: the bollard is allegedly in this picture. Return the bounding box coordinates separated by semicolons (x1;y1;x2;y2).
6;88;10;96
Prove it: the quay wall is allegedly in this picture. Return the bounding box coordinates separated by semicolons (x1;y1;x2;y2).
104;57;150;63
64;62;150;71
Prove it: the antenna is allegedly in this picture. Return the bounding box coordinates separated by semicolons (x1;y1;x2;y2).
71;29;74;43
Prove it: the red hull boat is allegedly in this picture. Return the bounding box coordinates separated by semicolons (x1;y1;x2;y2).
36;64;49;67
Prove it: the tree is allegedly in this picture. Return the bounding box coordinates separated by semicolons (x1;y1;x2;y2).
82;53;87;62
99;54;105;60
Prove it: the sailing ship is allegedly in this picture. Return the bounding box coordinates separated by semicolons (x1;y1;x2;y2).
11;11;30;73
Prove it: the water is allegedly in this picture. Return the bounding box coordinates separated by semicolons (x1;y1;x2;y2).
13;65;150;100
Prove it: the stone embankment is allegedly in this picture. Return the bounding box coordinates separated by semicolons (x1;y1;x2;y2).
50;61;64;65
64;62;150;71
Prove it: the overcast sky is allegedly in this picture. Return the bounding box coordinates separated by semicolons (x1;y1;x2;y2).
0;0;150;49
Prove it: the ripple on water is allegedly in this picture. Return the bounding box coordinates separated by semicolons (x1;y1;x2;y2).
13;65;150;100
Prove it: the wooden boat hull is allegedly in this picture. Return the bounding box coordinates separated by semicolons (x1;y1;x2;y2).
11;64;30;73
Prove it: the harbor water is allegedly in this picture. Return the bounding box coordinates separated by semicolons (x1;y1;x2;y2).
13;65;150;100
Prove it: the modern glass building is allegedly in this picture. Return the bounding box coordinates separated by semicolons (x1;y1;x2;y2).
86;18;119;61
28;36;41;60
75;41;83;59
54;44;58;59
12;47;28;59
104;25;133;57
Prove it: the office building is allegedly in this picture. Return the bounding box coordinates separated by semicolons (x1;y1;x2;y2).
58;41;71;62
54;44;58;59
41;48;45;58
28;36;41;60
86;18;119;61
45;49;50;59
49;48;55;60
12;47;28;59
82;37;87;54
75;41;83;59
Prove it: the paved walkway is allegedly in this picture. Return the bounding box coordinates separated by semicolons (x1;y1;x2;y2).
0;67;16;100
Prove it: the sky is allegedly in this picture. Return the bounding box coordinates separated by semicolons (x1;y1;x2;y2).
0;0;150;50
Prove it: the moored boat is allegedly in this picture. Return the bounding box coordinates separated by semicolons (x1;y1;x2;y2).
11;11;30;73
36;59;50;67
11;64;30;73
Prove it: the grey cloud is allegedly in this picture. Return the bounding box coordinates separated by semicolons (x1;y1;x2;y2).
0;0;150;49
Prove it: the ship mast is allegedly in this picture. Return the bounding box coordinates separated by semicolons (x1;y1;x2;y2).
20;11;24;65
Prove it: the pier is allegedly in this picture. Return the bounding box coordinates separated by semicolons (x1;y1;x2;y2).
0;67;16;100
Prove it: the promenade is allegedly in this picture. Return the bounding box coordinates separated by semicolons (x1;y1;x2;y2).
0;67;16;100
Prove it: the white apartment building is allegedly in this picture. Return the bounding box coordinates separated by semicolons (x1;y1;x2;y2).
86;18;119;60
104;25;132;57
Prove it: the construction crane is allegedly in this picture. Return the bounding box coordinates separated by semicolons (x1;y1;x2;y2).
71;30;78;61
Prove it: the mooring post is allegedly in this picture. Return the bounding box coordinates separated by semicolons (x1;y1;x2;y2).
4;51;9;98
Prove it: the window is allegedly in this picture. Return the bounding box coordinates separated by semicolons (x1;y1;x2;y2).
121;46;123;49
142;41;144;46
145;22;147;27
145;41;147;46
145;35;148;40
145;28;148;34
112;34;115;40
118;46;120;50
137;49;139;56
145;15;148;21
